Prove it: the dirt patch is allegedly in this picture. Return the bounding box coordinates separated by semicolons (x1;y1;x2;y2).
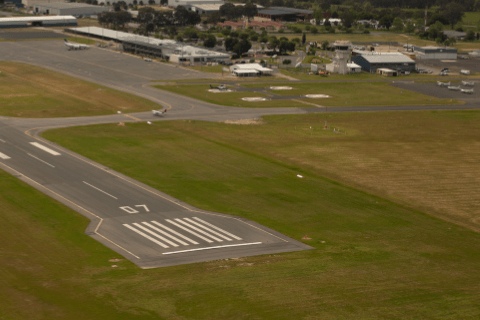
223;118;264;125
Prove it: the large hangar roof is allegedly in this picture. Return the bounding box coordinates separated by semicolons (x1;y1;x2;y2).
356;53;414;64
34;3;101;9
0;15;76;22
258;6;312;15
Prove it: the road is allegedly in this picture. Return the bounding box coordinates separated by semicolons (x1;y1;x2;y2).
0;39;478;268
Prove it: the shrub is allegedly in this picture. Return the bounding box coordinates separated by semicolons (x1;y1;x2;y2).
363;29;370;34
346;28;353;34
282;59;291;65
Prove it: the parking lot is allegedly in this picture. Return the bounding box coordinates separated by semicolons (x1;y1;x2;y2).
417;57;480;75
392;80;478;103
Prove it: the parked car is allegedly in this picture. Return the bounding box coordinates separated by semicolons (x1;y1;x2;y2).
441;68;450;73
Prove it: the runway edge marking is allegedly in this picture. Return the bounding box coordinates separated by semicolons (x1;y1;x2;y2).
0;161;141;259
24;125;289;243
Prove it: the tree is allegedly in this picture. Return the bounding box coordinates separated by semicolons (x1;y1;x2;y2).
310;26;318;34
392;17;403;31
442;2;465;29
321;40;329;50
250;33;258;41
204;34;216;47
187;11;201;25
240;33;249;40
225;37;239;51
233;39;251;57
244;2;258;19
221;28;231;36
272;0;283;6
466;30;475;41
404;21;415;34
137;7;155;29
148;0;154;4
331;11;339;18
219;2;235;18
282;59;291;65
207;11;221;24
268;36;279;52
278;40;295;53
302;33;306;45
379;14;393;30
174;6;190;25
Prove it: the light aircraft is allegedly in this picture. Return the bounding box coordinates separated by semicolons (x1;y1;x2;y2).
437;81;450;87
462;81;474;86
64;39;90;50
152;109;167;116
461;88;474;94
448;86;460;91
210;84;227;90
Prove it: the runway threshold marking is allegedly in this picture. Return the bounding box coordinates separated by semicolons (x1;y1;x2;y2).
183;218;232;241
192;217;242;240
174;218;223;242
142;222;190;246
124;224;169;248
132;223;179;247
27;153;55;168
83;181;118;199
150;221;199;245
165;219;214;243
30;142;61;155
0;152;10;159
162;242;262;255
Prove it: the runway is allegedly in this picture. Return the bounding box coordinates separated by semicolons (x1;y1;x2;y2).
0;39;478;268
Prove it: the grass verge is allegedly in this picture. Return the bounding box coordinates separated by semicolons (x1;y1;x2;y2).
0;62;161;117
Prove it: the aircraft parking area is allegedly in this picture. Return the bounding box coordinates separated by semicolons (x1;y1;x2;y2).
391;81;478;102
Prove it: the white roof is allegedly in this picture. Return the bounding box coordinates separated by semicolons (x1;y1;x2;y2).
347;62;361;68
33;3;100;8
377;68;396;72
234;69;259;73
357;53;414;64
0;15;76;22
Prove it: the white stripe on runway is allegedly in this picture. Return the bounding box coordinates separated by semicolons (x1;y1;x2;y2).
0;152;10;159
83;181;118;199
30;142;61;156
193;217;242;240
0;139;5;143
28;153;55;168
163;242;262;255
184;218;232;241
142;222;189;246
166;219;214;243
175;218;223;242
123;224;169;248
151;221;199;245
133;223;179;247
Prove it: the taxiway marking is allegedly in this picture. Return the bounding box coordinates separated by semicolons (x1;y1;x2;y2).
27;153;55;168
162;242;262;255
30;142;61;155
0;152;10;159
83;181;118;199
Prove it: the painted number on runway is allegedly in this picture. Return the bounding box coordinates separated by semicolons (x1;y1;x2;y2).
120;205;150;214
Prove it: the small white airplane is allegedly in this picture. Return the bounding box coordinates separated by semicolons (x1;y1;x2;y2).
210;84;227;90
461;88;474;94
152;109;167;116
64;39;90;50
144;58;152;62
448;86;460;91
437;81;450;87
462;81;474;86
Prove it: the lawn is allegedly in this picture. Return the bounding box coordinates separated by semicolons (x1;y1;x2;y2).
0;62;161;117
153;83;311;108
242;81;459;107
302;55;332;64
27;110;480;318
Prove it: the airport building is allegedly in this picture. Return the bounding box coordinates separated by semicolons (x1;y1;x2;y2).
168;0;224;8
33;3;109;17
229;63;273;77
351;51;416;73
0;15;77;28
69;27;230;63
413;46;457;60
255;7;313;22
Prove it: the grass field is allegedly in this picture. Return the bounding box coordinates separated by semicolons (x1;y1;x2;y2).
0;62;160;117
23;110;480;318
153;83;311;108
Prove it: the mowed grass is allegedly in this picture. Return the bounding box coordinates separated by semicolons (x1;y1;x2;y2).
31;113;480;318
0;62;160;117
243;82;459;107
153;83;310;108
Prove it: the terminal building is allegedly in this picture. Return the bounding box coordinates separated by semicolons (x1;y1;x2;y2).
33;3;109;17
413;46;457;60
69;27;230;64
351;51;416;73
0;15;77;28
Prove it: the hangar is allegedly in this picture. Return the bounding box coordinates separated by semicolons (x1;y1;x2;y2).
351;52;416;73
0;15;77;28
255;7;313;22
168;0;224;8
33;3;109;17
414;46;457;60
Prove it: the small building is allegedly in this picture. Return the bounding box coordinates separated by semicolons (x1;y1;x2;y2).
229;63;273;77
351;52;416;73
347;62;361;73
377;68;397;76
414;46;457;60
33;3;109;17
443;30;466;40
0;15;77;28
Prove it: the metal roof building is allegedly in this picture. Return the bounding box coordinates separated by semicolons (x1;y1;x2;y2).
351;52;416;73
255;6;312;22
167;0;224;8
413;46;457;60
69;27;230;63
33;3;109;17
0;15;77;28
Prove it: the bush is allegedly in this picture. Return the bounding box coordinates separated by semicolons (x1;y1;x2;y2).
250;59;255;63
305;25;311;31
278;28;284;33
363;29;370;34
282;59;291;65
310;26;318;34
346;28;353;34
465;30;475;41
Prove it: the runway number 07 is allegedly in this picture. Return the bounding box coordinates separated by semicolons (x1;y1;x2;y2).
120;205;150;214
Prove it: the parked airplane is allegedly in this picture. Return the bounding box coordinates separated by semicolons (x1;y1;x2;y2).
152;109;167;116
64;39;90;50
461;88;474;94
448;86;460;91
437;81;450;87
462;81;474;86
210;84;227;90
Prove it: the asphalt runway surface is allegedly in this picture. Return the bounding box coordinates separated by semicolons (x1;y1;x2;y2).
0;38;479;268
0;31;65;40
391;81;478;103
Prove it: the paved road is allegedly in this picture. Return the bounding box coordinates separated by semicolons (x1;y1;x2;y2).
0;39;478;268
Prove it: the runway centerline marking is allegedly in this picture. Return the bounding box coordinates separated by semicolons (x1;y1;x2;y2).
27;153;55;168
192;217;243;240
175;218;223;242
166;219;214;243
163;242;262;255
30;142;61;155
0;152;11;160
83;181;118;199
